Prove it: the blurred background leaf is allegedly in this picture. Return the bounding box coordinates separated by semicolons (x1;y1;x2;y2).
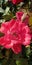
16;58;28;65
29;16;32;27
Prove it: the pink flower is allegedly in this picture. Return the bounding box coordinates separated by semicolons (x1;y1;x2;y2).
16;12;29;25
11;0;24;4
31;30;32;40
0;19;15;34
11;44;22;54
31;34;32;40
0;34;22;54
0;19;31;54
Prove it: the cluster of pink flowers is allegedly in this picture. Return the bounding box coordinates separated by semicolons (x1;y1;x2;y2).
0;12;31;54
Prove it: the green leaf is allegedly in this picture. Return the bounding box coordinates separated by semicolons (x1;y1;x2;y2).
3;0;8;4
0;7;4;13
29;16;32;27
3;12;14;21
0;0;3;6
16;58;28;65
26;45;31;58
0;52;3;59
3;7;10;16
0;19;5;23
17;2;24;10
13;53;22;60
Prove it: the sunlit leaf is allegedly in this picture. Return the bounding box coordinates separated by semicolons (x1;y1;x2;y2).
0;19;5;23
26;45;31;58
29;16;32;26
0;7;4;13
16;58;28;65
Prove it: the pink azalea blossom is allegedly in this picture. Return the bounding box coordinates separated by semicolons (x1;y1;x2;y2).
16;12;29;25
31;30;32;40
11;0;24;4
0;19;31;54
